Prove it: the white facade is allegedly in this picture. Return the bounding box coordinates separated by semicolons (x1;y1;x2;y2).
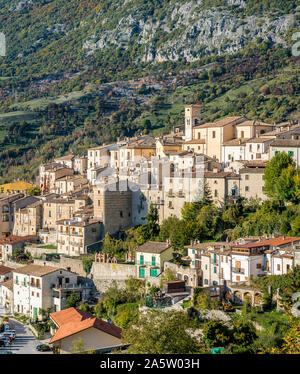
13;267;79;319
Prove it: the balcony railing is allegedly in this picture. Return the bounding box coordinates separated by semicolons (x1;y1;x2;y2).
136;261;159;267
232;267;245;274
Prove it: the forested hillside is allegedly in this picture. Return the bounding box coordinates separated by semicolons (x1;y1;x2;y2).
0;0;298;183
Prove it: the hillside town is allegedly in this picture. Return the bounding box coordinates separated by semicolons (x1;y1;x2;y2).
0;105;299;354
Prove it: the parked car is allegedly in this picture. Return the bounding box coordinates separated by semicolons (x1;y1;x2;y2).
0;335;13;343
0;340;5;347
1;332;14;340
36;344;52;352
0;350;13;354
4;330;16;339
0;337;10;345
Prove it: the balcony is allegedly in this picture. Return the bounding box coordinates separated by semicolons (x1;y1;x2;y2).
136;261;159;267
232;267;245;274
176;191;185;198
52;283;92;291
30;283;41;289
167;191;175;197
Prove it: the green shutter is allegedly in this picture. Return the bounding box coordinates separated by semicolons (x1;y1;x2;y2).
139;267;145;278
140;255;144;265
16;276;18;284
33;307;38;318
150;268;157;277
151;256;156;266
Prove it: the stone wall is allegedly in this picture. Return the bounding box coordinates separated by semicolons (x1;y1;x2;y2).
33;256;86;276
60;257;86;276
25;245;57;258
91;262;137;280
4;261;25;269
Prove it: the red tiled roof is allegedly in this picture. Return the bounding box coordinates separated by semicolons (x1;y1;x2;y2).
0;265;13;275
50;308;122;343
232;236;300;249
0;235;37;245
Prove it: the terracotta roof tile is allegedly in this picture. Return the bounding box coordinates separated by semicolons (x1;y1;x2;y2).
136;241;171;254
0;265;13;275
50;308;122;343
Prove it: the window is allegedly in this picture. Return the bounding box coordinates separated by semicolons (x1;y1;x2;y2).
204;279;208;285
140;255;144;265
236;276;240;281
288;151;294;157
241;131;244;138
256;264;261;269
245;175;249;180
245;186;249;192
277;264;280;271
205;264;207;270
151;256;156;266
212;131;216;139
2;205;9;213
120;211;123;218
214;190;218;197
214;267;217;274
275;151;279;155
16;276;18;285
150;268;158;277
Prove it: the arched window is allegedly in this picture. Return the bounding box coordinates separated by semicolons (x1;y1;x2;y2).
2;205;9;213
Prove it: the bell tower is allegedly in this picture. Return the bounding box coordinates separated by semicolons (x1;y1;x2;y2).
184;104;201;141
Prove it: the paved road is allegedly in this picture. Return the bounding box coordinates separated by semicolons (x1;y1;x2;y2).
0;304;52;354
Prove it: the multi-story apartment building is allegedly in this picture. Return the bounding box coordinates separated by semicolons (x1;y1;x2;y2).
43;195;89;230
269;138;300;167
0;193;24;238
56;218;102;256
0;235;38;263
13;201;43;236
12;264;89;318
39;163;74;193
239;161;268;201
135;241;173;280
54;175;88;195
186;236;300;287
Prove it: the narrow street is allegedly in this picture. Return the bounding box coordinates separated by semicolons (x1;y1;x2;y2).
0;304;52;354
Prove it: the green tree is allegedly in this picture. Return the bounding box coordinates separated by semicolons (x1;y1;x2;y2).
122;310;201;354
276;164;298;203
160;268;177;287
263;152;295;201
202;320;232;348
232;320;257;347
66;292;81;308
28;186;41;196
82;256;94;275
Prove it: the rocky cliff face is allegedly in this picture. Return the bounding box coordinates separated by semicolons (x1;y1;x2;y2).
82;1;296;62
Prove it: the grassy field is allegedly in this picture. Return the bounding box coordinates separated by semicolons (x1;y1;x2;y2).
10;90;89;111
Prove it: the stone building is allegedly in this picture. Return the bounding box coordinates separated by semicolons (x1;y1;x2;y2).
56;218;102;256
13;200;43;236
93;180;132;235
